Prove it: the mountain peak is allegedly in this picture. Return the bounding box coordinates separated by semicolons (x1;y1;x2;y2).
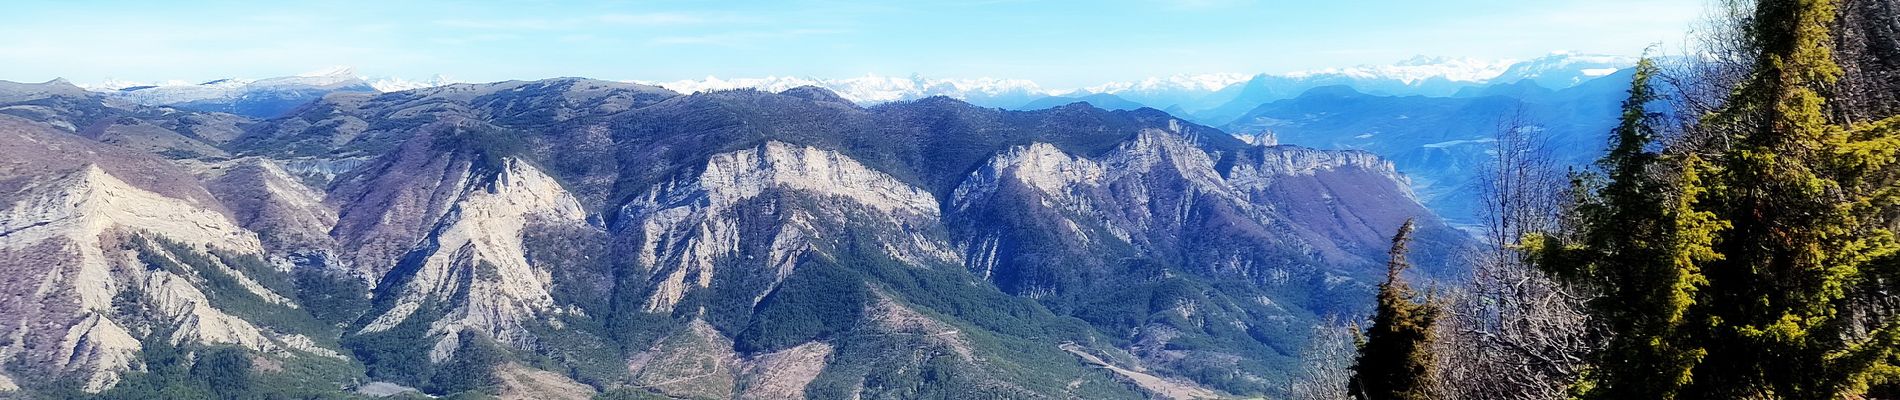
1395;55;1457;66
0;78;92;100
1492;52;1636;88
1294;57;1516;84
1300;84;1365;98
369;74;459;92
777;85;852;104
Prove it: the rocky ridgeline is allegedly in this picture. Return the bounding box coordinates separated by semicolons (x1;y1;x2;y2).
0;78;1471;399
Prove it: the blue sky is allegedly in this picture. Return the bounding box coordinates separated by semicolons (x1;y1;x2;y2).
1;0;1705;88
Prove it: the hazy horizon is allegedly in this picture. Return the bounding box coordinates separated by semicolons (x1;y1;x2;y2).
2;0;1702;88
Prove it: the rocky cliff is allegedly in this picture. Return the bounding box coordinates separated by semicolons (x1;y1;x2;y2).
0;80;1472;399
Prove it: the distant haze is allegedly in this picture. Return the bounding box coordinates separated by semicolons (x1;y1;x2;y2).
0;0;1700;87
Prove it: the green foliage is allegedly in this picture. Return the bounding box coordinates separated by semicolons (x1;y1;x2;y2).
343;302;438;385
89;337;305;400
75;237;370;399
96;326;208;400
437;392;500;400
131;237;340;342
1667;0;1900;398
245;354;369;400
520;315;625;389
756;217;1144;399
294;267;372;326
427;336;509;396
431;124;526;175
1348;220;1438;400
1529;1;1900;398
192;347;254;399
593;388;674;400
855;352;989;399
344;309;513;397
735;261;868;353
1527;58;1718;399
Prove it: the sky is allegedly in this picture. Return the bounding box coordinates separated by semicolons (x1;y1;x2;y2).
0;0;1708;88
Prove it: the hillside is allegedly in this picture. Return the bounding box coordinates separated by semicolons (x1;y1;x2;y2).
0;78;1471;399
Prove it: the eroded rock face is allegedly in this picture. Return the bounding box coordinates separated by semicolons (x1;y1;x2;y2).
203;157;340;261
948;129;1289;296
735;342;833;400
1;80;1473;398
1;165;261;308
1227;145;1452;268
944;126;1468;387
954;128;1451;288
0;163;332;391
626;319;740;399
358;158;589;362
621;141;959;314
621;319;839;400
328;124;484;282
492;363;597;400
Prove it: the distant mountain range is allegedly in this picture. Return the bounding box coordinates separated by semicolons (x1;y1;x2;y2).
0;76;1472;399
1109;53;1632;126
628;53;1633;127
75;53;1633;122
58;52;1639;230
1017;93;1149;111
79;67;454;119
1225;69;1638;227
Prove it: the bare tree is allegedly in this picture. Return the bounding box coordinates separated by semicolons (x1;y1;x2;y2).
1288;317;1357;400
1432;111;1594;400
1655;0;1755;152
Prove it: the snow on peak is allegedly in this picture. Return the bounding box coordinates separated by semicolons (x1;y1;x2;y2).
1283;56;1517;84
77;68;464;107
371;74;462;92
638;74;1054;104
630;52;1631;107
77;69;391;108
1580;68;1619;77
77;78;159;91
66;51;1635;109
1084;73;1253;95
1492;52;1638;87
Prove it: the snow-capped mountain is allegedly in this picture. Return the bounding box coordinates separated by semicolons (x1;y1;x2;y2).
1163;53;1638;125
93;67;378;118
1083;73;1253;94
1490;52;1636;89
368;74;463;92
1077;73;1254;113
70;52;1636;121
637;74;1054;108
1017;53;1628;118
1282;55;1517;85
77;67;467;119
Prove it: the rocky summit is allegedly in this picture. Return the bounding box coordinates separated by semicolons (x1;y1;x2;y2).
0;77;1469;399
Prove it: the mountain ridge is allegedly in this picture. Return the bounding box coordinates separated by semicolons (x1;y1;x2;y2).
0;78;1472;399
54;52;1634;120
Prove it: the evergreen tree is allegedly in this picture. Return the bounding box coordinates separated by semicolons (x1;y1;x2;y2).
1529;57;1725;399
1349;219;1439;400
1677;0;1900;398
1530;1;1900;397
192;347;254;400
